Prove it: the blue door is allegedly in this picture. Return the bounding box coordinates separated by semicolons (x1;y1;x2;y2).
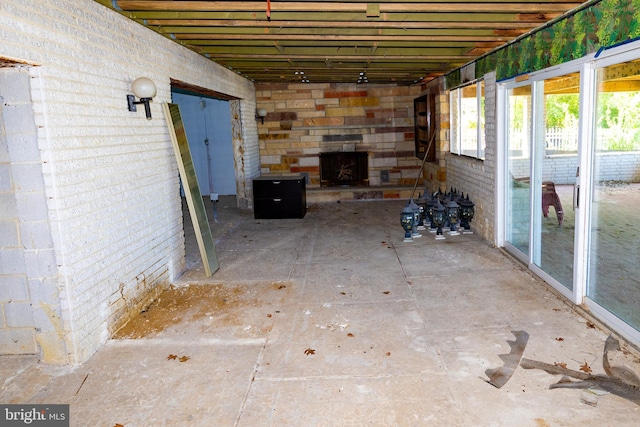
171;91;236;196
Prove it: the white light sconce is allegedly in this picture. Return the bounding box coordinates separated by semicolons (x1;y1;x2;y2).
127;77;157;119
256;108;267;124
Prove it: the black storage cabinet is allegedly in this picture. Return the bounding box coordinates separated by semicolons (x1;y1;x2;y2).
253;176;306;219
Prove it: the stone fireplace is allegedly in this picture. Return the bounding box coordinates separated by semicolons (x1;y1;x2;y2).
319;151;369;187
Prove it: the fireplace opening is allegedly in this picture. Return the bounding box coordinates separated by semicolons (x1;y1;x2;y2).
319;151;369;187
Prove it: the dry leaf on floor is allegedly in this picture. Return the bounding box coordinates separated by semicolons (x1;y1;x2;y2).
386;352;391;356
304;348;315;356
347;333;354;337
555;337;564;341
383;291;390;294
114;424;124;427
266;313;272;318
167;354;177;360
278;285;286;289
579;361;592;373
179;355;190;362
586;322;596;329
554;362;567;369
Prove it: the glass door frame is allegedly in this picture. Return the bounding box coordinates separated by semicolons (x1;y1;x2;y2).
498;61;591;305
582;43;640;346
497;39;640;348
496;79;532;267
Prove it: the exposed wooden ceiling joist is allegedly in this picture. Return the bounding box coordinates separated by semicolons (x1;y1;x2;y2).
95;0;584;85
115;1;579;14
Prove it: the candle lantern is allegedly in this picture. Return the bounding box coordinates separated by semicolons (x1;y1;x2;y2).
409;198;424;231
459;194;475;234
408;198;423;236
432;199;447;240
447;199;460;236
425;193;437;232
400;205;415;242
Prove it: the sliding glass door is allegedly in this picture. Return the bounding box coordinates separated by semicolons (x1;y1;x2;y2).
504;72;580;294
505;85;532;255
587;58;640;332
500;43;640;345
531;73;581;291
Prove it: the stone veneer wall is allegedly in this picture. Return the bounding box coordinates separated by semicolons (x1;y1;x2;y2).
255;83;423;196
416;78;448;196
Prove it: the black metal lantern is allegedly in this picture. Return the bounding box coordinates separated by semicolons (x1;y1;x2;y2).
447;199;460;235
400;205;415;242
408;198;422;237
425;193;436;232
432;199;447;240
459;194;475;234
415;195;427;230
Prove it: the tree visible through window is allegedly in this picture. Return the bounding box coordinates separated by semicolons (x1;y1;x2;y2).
450;80;485;159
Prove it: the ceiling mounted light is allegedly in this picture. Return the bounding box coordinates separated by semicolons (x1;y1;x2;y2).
295;71;310;83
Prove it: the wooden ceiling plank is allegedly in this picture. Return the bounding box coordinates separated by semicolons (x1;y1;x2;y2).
135;11;562;24
161;26;514;38
143;18;543;29
160;24;508;33
116;1;581;14
200;44;473;54
200;52;471;60
101;1;580;84
173;34;511;42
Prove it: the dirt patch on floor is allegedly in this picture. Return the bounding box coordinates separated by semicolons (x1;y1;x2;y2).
113;284;253;339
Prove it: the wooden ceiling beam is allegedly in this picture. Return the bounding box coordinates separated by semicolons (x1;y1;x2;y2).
132;11;562;24
161;27;509;37
116;2;582;14
188;41;479;49
142;19;546;29
173;34;510;42
203;53;470;60
200;45;472;55
99;1;582;84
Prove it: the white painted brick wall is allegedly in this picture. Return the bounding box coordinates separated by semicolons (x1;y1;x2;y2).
511;152;640;184
1;0;259;363
446;72;497;241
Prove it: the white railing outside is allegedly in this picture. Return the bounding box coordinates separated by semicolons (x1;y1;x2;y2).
509;127;640;153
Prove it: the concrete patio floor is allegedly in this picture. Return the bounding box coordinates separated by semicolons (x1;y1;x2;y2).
1;198;639;426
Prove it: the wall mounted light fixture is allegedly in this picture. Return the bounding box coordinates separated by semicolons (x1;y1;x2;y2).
127;77;157;120
256;108;267;124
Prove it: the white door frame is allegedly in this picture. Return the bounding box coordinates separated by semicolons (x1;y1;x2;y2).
496;39;640;347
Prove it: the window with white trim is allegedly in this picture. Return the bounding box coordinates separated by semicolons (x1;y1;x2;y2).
450;80;485;159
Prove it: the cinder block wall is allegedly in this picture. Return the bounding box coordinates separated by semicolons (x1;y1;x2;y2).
0;68;41;356
255;83;422;188
0;0;258;364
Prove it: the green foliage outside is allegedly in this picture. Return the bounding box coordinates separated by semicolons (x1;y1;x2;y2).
545;94;580;128
544;91;640;152
596;92;640;151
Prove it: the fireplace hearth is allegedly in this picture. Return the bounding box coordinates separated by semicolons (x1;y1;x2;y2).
320;151;369;187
